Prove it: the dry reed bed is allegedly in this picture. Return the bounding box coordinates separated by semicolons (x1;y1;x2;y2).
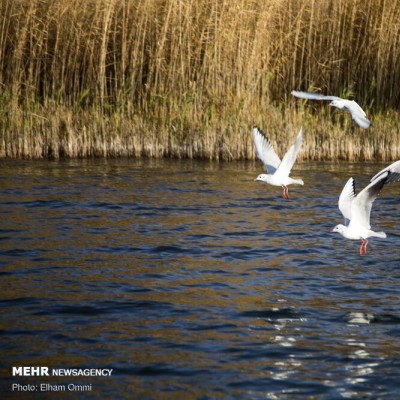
0;0;399;160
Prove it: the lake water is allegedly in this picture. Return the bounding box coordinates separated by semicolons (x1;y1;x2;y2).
1;158;400;399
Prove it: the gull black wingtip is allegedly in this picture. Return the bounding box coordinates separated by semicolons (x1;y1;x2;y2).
253;125;263;135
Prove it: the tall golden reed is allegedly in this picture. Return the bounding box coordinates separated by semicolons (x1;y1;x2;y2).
0;0;399;160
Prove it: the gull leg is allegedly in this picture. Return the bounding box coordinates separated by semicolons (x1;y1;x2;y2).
363;239;368;254
359;239;368;255
282;185;289;200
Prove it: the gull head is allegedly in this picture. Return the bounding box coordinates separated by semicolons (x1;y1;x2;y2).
329;99;344;110
329;224;346;235
254;173;269;183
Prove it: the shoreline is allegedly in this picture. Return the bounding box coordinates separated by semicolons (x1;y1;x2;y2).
1;106;399;161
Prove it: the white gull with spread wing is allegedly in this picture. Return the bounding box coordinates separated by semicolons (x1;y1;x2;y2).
330;160;400;254
253;126;304;200
291;90;371;129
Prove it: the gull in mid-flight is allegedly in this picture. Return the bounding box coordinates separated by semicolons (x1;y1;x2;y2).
291;90;371;129
330;160;400;254
253;126;304;200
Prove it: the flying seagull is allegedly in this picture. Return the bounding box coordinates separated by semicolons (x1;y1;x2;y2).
329;160;400;254
253;126;304;200
291;90;371;129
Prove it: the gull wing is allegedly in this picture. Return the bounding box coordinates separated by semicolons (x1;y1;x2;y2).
274;128;303;178
291;90;340;101
338;177;356;226
252;127;281;174
352;114;371;129
345;100;367;117
351;173;388;229
344;100;371;128
370;160;400;183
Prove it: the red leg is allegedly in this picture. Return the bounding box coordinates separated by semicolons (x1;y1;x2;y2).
282;185;289;200
359;239;368;255
363;239;368;254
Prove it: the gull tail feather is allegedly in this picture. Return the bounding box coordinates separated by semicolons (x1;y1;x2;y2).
372;231;387;239
293;178;304;186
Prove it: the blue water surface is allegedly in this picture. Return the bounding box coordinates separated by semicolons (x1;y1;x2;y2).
1;158;399;399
